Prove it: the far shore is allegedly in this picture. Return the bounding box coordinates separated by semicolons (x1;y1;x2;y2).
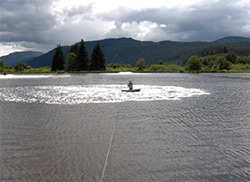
2;69;250;75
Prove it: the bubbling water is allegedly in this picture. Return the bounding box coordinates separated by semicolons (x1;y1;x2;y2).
0;85;210;105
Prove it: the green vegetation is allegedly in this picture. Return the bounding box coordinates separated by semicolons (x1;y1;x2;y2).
0;59;5;73
199;51;250;72
158;60;165;65
106;67;137;72
107;58;184;73
106;63;132;69
219;59;232;70
148;64;166;72
14;62;28;71
136;58;146;70
65;52;77;71
23;36;249;68
185;55;202;72
14;67;52;73
230;64;250;73
106;63;135;72
148;64;184;72
66;39;106;71
1;42;249;74
1;66;51;73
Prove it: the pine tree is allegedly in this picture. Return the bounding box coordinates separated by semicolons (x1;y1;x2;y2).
76;39;89;71
90;43;106;70
223;46;228;53
51;45;65;71
69;43;78;54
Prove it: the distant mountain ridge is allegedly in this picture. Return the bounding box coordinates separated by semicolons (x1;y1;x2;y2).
214;36;249;43
3;36;249;68
0;51;43;67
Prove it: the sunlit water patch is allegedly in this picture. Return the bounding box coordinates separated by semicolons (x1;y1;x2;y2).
0;85;210;105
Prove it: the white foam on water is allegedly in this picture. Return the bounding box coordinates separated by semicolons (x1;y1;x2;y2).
100;72;137;75
117;72;135;74
0;74;71;79
101;72;151;76
0;85;210;105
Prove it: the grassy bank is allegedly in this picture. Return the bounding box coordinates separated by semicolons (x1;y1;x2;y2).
1;64;250;74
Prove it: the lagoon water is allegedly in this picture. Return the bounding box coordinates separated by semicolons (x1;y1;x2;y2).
0;73;250;182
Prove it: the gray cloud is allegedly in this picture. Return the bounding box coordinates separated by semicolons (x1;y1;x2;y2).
64;4;94;18
0;0;101;55
0;0;249;55
0;0;57;44
101;0;250;41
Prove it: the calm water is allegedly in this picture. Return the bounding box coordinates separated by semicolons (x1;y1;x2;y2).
0;73;250;182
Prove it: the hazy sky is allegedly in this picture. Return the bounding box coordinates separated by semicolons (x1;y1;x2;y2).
0;0;249;56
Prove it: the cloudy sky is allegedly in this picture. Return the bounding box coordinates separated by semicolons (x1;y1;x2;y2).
0;0;249;56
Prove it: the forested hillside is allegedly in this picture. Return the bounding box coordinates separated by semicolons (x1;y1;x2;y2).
0;51;43;67
23;36;250;68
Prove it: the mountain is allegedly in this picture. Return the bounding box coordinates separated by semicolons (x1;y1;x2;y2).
0;51;43;67
27;38;211;68
27;37;250;68
26;38;151;68
214;36;249;43
26;46;70;68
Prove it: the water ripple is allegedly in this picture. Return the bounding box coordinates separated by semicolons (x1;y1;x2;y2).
0;85;209;105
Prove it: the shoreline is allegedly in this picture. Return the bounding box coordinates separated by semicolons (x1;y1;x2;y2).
1;70;250;75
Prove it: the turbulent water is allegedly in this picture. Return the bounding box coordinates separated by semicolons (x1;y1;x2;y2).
0;84;209;104
0;73;250;182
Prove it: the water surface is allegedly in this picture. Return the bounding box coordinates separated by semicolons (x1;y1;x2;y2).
0;73;250;182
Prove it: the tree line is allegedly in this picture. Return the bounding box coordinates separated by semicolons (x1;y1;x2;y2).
185;50;250;72
0;60;29;72
1;45;249;73
51;39;106;71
